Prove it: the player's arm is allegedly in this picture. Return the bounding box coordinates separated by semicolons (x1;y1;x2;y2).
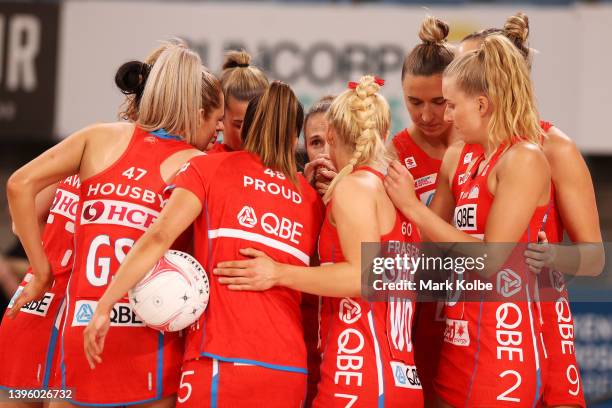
215;175;380;297
11;182;59;238
386;144;550;276
6;125;93;317
525;128;604;276
97;188;202;312
484;144;550;242
84;187;202;368
429;142;463;223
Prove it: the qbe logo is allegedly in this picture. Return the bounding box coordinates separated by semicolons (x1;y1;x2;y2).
72;300;144;327
497;269;522;298
453;204;477;231
8;287;55;317
404;156;417;170
390;362;421;389
338;298;362;324
237;206;257;228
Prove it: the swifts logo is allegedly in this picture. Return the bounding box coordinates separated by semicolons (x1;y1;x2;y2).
81;200;160;231
338;298;362;324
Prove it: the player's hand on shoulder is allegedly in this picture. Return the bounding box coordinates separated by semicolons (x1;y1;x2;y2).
384;160;419;213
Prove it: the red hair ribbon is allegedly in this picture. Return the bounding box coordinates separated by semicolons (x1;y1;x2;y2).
347;76;385;89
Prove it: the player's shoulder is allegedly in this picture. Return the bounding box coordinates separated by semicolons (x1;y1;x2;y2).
336;168;381;198
88;121;134;135
501;141;549;175
189;150;244;168
75;121;134;141
542;125;580;161
444;140;466;161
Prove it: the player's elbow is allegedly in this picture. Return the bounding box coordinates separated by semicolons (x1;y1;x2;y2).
146;225;175;250
6;170;29;201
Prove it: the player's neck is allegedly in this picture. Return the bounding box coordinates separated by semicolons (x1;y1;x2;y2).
409;125;452;159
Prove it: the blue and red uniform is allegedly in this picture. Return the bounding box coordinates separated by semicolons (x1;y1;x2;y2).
172;151;324;407
437;143;548;407
393;129;444;401
314;167;423;408
536;121;586;408
0;175;80;390
60;127;192;405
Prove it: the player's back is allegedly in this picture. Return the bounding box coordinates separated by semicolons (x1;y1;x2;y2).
177;151;324;372
71;127;192;299
61;126;192;406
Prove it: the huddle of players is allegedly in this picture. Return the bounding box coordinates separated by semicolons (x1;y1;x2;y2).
0;11;602;408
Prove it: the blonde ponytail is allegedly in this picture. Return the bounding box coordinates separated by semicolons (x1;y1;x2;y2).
444;34;542;149
323;76;390;203
135;41;222;146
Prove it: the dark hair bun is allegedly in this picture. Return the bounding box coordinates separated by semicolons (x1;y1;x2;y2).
115;61;150;96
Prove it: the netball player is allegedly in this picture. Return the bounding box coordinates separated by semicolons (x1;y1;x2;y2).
214;76;424;407
208;50;268;153
0;176;79;406
83;81;324;407
7;41;224;407
302;95;338;196
385;16;458;405
385;34;551;407
457;13;603;408
301;95;338;407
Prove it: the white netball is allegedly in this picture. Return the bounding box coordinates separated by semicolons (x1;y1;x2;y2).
128;250;209;332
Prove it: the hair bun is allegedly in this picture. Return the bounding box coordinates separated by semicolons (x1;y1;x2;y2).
419;16;450;45
504;12;529;44
223;50;252;70
115;61;150;96
355;75;380;99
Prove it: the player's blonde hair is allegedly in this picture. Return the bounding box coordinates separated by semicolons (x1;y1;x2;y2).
243;81;304;186
322;75;390;203
133;41;222;146
444;34;542;148
221;50;269;104
402;16;455;79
